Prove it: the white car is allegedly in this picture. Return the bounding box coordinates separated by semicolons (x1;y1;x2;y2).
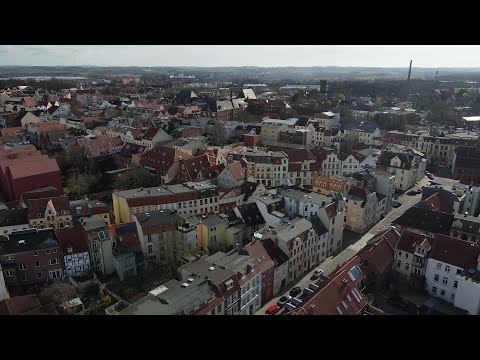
312;269;324;278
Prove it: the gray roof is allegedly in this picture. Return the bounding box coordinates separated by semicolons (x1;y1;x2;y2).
182;257;234;285
0;229;59;255
119;276;214;315
249;194;282;206
0;208;28;227
115;184;198;200
452;214;480;234
278;187;330;205
119;294;178;315
135;210;182;227
198;214;225;227
343;122;379;133
82;216;108;231
206;250;253;274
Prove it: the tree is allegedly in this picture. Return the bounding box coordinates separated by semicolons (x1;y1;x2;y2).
113;167;156;191
40;281;77;313
210;122;228;146
67;173;97;199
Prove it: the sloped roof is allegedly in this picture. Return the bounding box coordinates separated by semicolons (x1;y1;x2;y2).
181;154;212;181
295;256;367;315
140;146;193;171
360;227;399;275
430;234;480;269
393;207;454;235
226;161;247;181
55;225;89;255
27;196;71;220
417;193;454;214
108;222;140;247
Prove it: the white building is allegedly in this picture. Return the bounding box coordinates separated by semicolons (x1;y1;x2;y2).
276;187;331;219
454;267;480;315
318;198;345;255
424;235;480;305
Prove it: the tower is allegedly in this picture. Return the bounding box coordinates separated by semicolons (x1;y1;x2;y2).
407;60;413;81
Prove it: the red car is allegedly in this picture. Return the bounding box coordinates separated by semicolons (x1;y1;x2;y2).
265;304;281;315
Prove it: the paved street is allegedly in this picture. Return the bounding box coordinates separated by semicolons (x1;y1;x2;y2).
256;175;434;315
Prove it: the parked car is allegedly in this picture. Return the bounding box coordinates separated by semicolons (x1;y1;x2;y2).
312;269;324;278
392;201;402;208
277;295;292;308
289;287;302;298
416;188;422;194
407;190;417;196
265;304;281;315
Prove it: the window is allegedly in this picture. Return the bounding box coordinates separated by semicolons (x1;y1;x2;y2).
92;242;97;250
440;290;445;296
442;277;448;285
432;286;437;294
46;249;51;254
48;259;59;265
397;261;401;268
405;264;410;271
35;261;40;267
33;251;38;256
434;274;439;282
457;269;462;275
4;270;13;278
19;264;26;271
21;274;28;281
436;263;442;270
148;244;153;254
398;251;402;257
37;273;42;279
454;281;458;289
53;249;57;253
445;266;450;273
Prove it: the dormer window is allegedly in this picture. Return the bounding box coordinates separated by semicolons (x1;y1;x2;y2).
225;279;234;290
68;247;73;253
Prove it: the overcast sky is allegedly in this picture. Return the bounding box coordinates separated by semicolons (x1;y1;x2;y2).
0;45;479;68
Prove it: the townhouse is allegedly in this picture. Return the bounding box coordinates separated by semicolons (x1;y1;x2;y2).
55;225;91;278
228;148;289;187
133;210;192;264
0;229;64;295
284;148;321;186
112;181;219;224
342;122;382;146
26;195;73;230
344;186;377;234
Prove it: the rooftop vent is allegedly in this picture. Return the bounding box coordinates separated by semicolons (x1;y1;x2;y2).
187;278;194;282
181;283;189;288
208;266;215;271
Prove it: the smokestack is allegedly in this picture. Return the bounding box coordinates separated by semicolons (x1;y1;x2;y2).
408;60;412;81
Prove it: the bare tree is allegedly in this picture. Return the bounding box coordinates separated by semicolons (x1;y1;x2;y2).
210;122;228;146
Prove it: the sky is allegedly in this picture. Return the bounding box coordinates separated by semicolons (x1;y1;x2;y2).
0;45;479;68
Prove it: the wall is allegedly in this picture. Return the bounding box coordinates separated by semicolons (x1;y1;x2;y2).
425;258;462;304
64;251;91;277
454;275;480;315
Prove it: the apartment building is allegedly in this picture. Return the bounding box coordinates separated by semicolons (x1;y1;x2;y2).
112;182;219;224
228;148;289;187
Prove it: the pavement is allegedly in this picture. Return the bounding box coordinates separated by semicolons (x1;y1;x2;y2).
255;175;435;315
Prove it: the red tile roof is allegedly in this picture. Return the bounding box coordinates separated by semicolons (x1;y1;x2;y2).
226;161;247;181
180;154;212;182
142;127;160;141
284;148;316;163
197;164;225;181
23;97;37;108
76;135;124;157
55;225;89;254
359;227;400;275
430;234;480;269
420;193;454;214
295;256;367;315
140;146;192;172
29;121;66;134
27;195;71;220
396;231;432;253
244;240;275;274
0;127;23;137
